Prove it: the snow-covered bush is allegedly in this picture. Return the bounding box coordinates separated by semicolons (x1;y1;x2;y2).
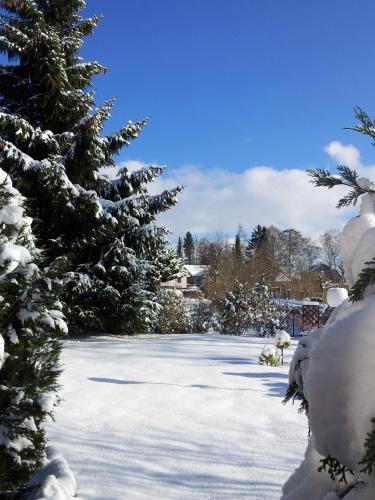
189;293;214;333
249;283;281;337
276;330;291;350
258;345;281;367
275;330;291;365
154;289;191;334
219;280;252;334
0;170;66;494
284;130;375;498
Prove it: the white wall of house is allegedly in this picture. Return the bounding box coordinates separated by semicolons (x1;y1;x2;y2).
160;276;188;289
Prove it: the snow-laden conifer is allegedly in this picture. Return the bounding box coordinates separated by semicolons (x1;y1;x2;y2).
0;0;182;334
283;108;375;499
219;280;252;334
0;168;65;494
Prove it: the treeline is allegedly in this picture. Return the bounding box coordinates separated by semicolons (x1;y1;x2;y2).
177;225;343;303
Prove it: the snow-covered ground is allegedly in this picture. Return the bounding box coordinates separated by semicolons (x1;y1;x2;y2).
47;334;307;499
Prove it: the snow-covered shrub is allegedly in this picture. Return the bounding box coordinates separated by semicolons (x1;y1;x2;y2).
189;293;214;333
154;289;191;334
258;345;281;367
284;136;375;498
276;330;291;350
275;330;291;365
219;280;252;334
249;283;281;337
0;170;66;494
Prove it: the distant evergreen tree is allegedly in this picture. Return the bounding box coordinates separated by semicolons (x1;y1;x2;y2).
246;225;267;256
0;0;182;334
177;237;183;258
233;233;244;262
249;282;280;336
0;169;66;494
183;231;195;264
219;280;251;334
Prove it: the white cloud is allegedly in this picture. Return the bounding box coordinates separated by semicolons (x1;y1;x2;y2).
103;142;375;241
324;140;375;180
324;141;361;169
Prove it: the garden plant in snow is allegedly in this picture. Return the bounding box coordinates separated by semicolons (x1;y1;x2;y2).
258;344;281;367
0;169;66;495
275;330;291;365
0;0;183;335
249;282;281;336
154;289;191;334
283;108;375;499
188;292;214;333
219;280;252;334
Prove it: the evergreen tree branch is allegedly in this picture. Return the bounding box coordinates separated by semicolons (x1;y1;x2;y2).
360;417;375;475
307;165;371;208
349;259;375;302
318;455;354;484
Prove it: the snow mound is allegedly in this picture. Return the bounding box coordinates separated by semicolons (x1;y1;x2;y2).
326;287;348;308
26;447;76;500
340;192;375;286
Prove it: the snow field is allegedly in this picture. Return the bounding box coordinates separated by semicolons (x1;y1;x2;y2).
47;334;307;499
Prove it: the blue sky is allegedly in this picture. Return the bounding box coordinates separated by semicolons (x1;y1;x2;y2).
84;0;375;173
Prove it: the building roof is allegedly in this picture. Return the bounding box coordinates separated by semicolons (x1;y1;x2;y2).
184;265;209;277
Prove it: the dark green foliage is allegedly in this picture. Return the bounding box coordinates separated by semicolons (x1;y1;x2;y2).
246;225;267;255
183;231;195;264
233;233;244;262
307;165;368;209
349;258;375;302
318;455;354;485
219;280;251;335
249;283;280;337
177;237;183;258
0;170;65;493
283;381;309;415
360;417;375;475
0;0;183;335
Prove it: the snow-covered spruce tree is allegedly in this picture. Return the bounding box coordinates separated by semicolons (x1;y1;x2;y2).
233;233;244;262
249;282;280;337
0;0;182;334
283;108;375;499
219;280;252;334
0;169;66;495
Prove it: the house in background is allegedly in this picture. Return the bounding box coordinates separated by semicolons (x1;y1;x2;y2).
185;265;209;288
160;265;209;291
